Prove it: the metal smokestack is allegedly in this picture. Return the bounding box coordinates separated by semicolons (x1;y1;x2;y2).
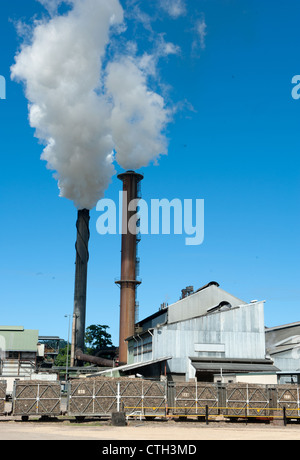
71;208;90;367
116;170;143;365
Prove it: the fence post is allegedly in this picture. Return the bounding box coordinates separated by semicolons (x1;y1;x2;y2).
205;405;209;425
167;382;175;416
117;382;120;413
283;406;287;426
217;383;226;416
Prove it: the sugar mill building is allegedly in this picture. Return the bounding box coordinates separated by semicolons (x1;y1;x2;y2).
97;282;279;382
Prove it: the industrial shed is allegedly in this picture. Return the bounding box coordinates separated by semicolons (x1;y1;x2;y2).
266;322;300;384
97;282;278;382
0;326;51;395
0;326;41;377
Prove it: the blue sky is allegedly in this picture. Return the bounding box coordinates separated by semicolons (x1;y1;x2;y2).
0;0;299;345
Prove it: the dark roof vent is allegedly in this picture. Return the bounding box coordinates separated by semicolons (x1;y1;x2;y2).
207;301;232;314
180;286;194;300
195;281;220;293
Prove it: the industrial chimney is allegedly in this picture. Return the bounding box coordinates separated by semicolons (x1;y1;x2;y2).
116;170;143;365
71;209;90;367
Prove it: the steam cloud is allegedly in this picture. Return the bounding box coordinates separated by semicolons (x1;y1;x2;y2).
11;0;171;210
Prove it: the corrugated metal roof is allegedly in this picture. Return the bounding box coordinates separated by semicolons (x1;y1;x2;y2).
0;328;39;352
38;336;61;341
268;344;300;356
168;284;248;325
266;322;300;332
191;358;280;373
90;356;172;377
193;363;279;372
195;281;220;293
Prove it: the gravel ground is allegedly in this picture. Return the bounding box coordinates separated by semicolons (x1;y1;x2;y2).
0;417;300;440
2;400;300;441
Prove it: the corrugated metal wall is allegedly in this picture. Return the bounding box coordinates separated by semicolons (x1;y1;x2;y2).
1;359;36;377
130;301;266;379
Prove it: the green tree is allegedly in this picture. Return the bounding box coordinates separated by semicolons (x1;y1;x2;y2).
85;324;113;354
54;325;114;366
54;345;70;367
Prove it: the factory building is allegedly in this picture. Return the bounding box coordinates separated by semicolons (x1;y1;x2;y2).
0;326;41;377
0;327;58;395
97;282;279;382
0;176;297;386
266;322;300;384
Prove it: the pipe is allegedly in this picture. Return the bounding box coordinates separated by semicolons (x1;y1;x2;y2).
75;349;114;368
70;313;77;367
72;209;90;366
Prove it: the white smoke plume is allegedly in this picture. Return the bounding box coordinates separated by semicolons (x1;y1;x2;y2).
11;0;171;210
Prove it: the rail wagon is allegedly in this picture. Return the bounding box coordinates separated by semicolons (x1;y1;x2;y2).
0;381;6;415
225;383;271;419
120;379;167;418
4;378;300;424
67;377;119;420
12;380;61;421
171;382;219;418
276;385;300;419
67;377;167;420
